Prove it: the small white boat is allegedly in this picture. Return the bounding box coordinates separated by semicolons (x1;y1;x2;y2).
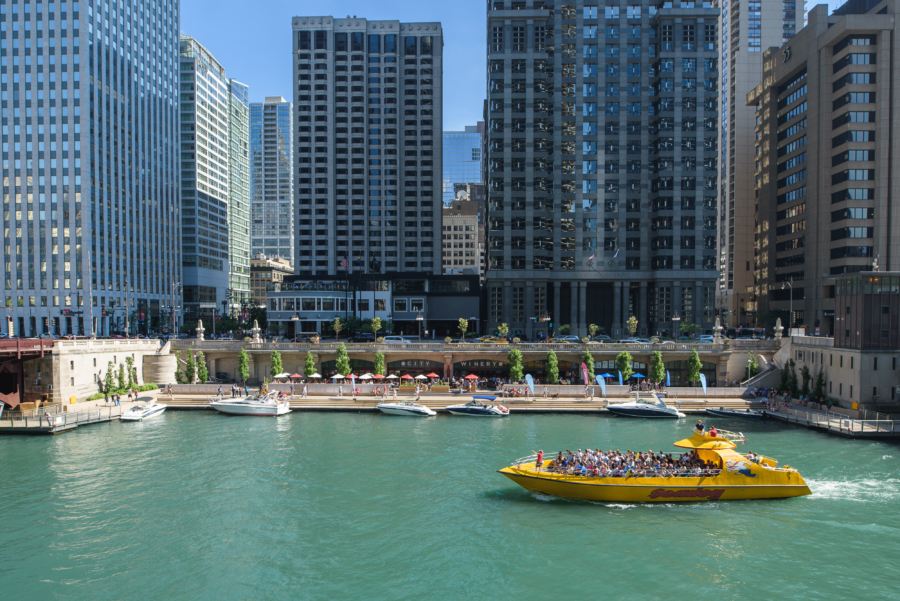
376;400;437;416
209;392;291;416
706;407;767;419
446;396;510;417
606;394;686;419
120;401;167;421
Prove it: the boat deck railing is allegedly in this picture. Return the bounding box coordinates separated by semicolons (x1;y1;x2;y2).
704;428;746;444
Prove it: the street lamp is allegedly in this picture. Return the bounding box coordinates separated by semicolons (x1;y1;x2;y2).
782;280;793;333
672;312;681;339
416;312;424;343
291;312;300;340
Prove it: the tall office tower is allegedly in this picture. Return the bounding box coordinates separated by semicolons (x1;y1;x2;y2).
291;16;443;275
748;1;900;337
485;1;719;339
717;0;802;327
250;97;294;263
0;0;181;338
179;36;250;322
227;82;252;311
442;123;484;204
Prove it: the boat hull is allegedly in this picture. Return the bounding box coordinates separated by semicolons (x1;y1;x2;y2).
499;465;811;502
377;404;436;416
209;402;291;416
120;404;167;421
706;409;765;419
446;407;508;417
606;406;684;418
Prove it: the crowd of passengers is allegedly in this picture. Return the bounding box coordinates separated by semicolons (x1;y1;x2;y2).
540;448;722;478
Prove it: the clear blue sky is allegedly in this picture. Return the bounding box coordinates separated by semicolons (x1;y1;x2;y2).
181;0;487;131
181;0;847;131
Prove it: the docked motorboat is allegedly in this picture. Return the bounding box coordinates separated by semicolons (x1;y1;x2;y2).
606;394;686;419
120;401;167;421
376;400;437;416
209;392;291;416
446;396;510;417
706;406;766;419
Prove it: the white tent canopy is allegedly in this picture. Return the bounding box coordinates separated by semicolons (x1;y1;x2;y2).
385;374;399;379
414;375;428;380
331;374;345;379
307;373;322;378
359;374;373;379
273;373;291;379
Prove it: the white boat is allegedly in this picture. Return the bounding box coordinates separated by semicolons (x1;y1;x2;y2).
376;400;437;416
446;396;510;417
209;392;291;416
120;401;167;421
706;406;767;419
606;394;686;419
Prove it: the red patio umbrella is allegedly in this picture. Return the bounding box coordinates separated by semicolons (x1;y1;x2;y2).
425;372;440;378
372;374;385;379
464;374;479;379
401;374;414;380
289;373;302;379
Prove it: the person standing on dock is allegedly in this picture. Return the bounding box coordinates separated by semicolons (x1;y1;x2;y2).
290;383;294;397
217;386;223;399
104;391;110;406
338;385;343;397
302;384;308;398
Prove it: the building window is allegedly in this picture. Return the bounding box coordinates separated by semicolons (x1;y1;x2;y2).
512;287;525;322
513;27;525;52
535;26;546;51
394;299;408;312
490;288;504;322
491;26;504;52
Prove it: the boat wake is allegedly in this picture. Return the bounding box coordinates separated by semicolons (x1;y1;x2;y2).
806;477;900;503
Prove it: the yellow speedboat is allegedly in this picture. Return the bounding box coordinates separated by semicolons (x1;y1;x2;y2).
498;430;811;503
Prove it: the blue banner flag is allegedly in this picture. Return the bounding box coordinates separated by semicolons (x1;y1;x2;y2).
595;375;607;398
666;370;671;387
699;373;708;397
618;371;623;386
525;374;535;396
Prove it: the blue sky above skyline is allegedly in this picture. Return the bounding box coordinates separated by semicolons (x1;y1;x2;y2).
182;0;848;132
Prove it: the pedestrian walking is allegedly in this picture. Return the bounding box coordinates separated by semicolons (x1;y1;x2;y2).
290;383;295;396
104;391;110;406
392;387;397;401
302;384;308;398
338;385;343;397
218;386;223;398
543;386;548;398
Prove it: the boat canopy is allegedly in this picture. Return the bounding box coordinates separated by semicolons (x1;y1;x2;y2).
673;432;737;450
472;396;497;402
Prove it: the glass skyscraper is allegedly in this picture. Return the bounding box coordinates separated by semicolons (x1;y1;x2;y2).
179;36;250;322
442;123;483;204
1;0;181;337
250;96;294;263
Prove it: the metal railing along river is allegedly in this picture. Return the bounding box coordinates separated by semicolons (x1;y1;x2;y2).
0;405;124;429
777;408;899;435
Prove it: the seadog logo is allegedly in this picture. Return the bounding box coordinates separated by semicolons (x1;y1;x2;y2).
649;488;725;500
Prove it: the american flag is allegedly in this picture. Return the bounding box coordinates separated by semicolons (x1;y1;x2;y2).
339;256;349;270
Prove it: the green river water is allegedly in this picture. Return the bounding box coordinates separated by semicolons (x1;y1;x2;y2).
1;411;899;600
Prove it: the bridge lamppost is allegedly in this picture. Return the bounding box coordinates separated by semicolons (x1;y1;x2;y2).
781;280;793;333
416;312;424;343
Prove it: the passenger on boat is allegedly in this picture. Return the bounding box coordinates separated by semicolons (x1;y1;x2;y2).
694;420;705;434
709;426;718;437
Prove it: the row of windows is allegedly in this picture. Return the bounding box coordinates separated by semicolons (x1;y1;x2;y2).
488;255;715;271
297;32;434;56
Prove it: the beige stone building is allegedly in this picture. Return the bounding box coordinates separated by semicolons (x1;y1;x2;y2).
250;253;294;307
442;200;482;277
748;2;900;335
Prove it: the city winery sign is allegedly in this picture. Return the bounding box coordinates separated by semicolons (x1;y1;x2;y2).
387;359;443;369
454;360;508;369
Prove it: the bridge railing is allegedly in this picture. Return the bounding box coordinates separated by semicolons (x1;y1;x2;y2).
170;340;774;353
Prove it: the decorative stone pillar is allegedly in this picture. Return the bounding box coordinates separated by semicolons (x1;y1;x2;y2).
639;282;648;337
578;281;587;337
196;320;205;341
613;281;622;337
553;281;562;335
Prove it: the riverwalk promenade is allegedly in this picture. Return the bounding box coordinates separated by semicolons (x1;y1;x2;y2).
0;394;156;435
